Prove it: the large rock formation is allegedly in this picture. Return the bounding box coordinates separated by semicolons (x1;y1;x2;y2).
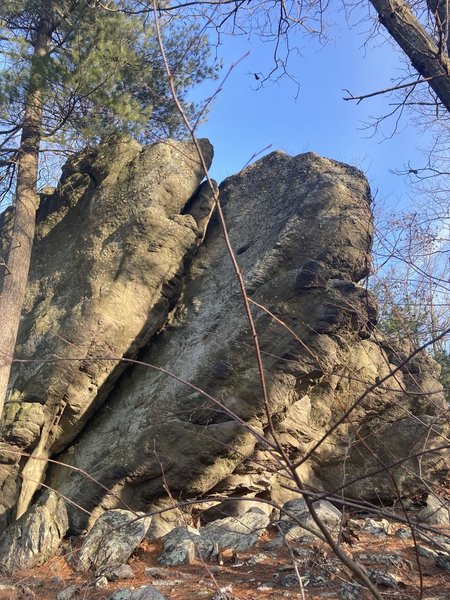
0;137;214;531
0;140;448;553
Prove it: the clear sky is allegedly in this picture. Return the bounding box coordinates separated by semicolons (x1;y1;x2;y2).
188;5;431;213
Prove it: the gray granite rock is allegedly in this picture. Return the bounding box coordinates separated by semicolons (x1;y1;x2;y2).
368;569;402;587
418;494;449;525
109;587;168;600
0;491;68;574
201;508;270;551
359;552;412;569
435;552;450;573
417;545;438;559
71;510;151;572
99;563;135;581
56;586;80;600
278;497;341;542
157;525;207;566
361;518;391;536
339;582;364;600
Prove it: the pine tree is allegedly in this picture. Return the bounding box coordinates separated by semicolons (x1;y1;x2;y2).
0;0;216;417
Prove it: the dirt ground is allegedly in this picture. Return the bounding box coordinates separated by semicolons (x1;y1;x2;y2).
1;517;450;600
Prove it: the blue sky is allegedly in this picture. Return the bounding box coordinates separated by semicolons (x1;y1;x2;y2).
189;6;431;213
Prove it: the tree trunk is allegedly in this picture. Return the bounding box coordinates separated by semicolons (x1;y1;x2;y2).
0;19;51;419
370;0;450;112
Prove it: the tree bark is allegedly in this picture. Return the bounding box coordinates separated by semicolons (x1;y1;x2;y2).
427;0;450;55
0;19;52;419
370;0;450;112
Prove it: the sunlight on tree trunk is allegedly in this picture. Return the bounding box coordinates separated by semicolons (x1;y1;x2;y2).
0;18;51;418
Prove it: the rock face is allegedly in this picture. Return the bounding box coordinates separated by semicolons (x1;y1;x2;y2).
0;137;214;531
0;142;448;558
46;151;376;530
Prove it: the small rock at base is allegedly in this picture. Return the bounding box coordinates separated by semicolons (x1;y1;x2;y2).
394;528;412;539
362;518;391;536
56;585;80;600
73;510;151;572
245;553;268;566
144;567;166;579
339;583;363;600
0;584;18;592
256;583;274;591
157;525;207;566
108;585;168;600
368;569;402;587
417;545;438;559
418;495;450;526
99;564;135;581
435;553;450;573
211;591;238;600
95;576;109;588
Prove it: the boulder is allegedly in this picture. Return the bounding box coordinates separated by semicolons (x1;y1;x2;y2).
71;509;151;572
201;507;270;551
47;150;447;533
47;150;381;531
417;494;450;525
0;490;68;573
278;497;342;542
157;525;207;566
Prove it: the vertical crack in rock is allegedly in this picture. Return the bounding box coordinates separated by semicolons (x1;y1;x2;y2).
0;137;214;530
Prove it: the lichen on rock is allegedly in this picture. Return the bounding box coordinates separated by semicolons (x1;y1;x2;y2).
0;142;448;572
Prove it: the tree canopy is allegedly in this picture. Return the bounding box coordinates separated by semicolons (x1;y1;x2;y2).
0;0;214;177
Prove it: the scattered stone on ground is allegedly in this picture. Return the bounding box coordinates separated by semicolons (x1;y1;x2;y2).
0;510;447;599
367;568;403;588
435;552;450;573
55;586;80;600
94;576;109;588
108;586;168;600
417;545;438;559
339;582;364;600
359;552;412;569
143;567;166;579
360;518;392;536
395;527;412;539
